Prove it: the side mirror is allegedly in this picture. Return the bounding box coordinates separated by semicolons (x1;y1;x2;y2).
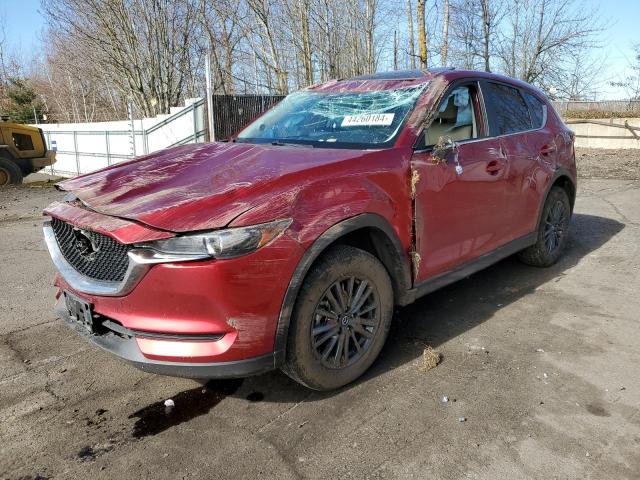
431;136;456;164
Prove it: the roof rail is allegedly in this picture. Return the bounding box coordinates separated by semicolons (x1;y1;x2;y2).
349;68;455;81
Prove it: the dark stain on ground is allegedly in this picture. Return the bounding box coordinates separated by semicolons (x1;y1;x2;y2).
77;446;96;460
76;443;113;462
586;403;610;417
246;391;265;402
128;378;244;439
85;408;108;427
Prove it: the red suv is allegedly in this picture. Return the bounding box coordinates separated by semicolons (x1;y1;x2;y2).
43;69;576;390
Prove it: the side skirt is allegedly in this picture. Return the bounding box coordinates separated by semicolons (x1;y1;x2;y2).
401;232;537;305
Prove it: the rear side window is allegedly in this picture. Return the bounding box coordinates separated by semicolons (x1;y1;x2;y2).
483;82;531;135
12;132;34;151
523;92;547;129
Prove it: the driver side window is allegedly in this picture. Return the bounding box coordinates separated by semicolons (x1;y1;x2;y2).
424;85;479;146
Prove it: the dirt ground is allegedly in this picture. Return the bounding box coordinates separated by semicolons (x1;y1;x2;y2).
575;147;640;180
1;151;640;479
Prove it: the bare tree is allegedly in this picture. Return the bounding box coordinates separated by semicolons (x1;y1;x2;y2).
30;30;126;122
611;43;640;100
24;0;610;123
393;30;398;70
407;0;416;69
497;0;604;96
448;0;480;69
200;0;247;95
478;0;501;72
246;0;290;94
297;0;314;85
417;0;428;68
0;11;22;112
43;0;201;117
441;0;449;65
364;0;378;73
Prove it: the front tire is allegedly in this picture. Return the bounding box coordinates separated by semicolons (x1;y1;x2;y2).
283;245;393;391
518;186;571;267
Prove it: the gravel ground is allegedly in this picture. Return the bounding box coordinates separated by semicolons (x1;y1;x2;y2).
576;148;640;180
1;168;639;479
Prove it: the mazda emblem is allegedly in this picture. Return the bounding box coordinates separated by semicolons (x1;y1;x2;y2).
72;229;99;260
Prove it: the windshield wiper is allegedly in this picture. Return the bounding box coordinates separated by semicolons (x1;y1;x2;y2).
270;141;314;148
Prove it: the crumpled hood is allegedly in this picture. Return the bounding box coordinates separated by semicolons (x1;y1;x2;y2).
57;142;370;232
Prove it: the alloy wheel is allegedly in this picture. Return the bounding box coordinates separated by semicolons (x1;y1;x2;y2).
311;276;380;369
544;200;566;254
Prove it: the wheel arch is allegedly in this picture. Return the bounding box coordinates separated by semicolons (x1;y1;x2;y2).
552;173;576;212
273;213;411;359
536;168;576;229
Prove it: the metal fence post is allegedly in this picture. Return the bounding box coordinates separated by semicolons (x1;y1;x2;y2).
205;47;215;142
105;131;111;166
127;101;137;158
46;131;56;176
73;131;80;175
192;102;198;143
142;129;149;154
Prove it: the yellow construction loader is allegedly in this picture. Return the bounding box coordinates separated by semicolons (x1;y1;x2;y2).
0;117;56;185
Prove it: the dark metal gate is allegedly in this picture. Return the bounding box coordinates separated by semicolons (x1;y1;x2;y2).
211;94;285;140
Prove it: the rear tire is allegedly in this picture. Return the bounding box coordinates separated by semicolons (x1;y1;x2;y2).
518;186;571;267
283;245;393;391
0;157;23;185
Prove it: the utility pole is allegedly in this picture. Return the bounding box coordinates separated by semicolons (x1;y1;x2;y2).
205;43;216;142
33;106;38;125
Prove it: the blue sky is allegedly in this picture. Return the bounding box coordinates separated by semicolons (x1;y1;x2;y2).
1;0;638;99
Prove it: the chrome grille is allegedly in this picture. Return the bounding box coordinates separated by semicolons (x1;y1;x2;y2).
50;217;131;282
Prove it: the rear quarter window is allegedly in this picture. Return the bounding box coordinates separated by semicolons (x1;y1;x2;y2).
523;92;547;129
483;82;532;136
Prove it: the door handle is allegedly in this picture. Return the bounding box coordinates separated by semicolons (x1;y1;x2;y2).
540;144;556;156
486;160;502;175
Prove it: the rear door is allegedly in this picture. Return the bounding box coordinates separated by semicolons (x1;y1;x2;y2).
411;81;510;281
518;91;559;234
480;82;556;239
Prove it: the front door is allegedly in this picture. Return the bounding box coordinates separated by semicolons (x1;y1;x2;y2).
411;82;510;282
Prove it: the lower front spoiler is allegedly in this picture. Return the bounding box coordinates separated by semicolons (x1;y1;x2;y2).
55;299;281;379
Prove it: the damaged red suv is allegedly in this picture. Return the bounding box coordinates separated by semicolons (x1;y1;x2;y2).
43;69;576;390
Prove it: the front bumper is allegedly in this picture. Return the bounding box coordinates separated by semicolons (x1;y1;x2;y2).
55;296;283;378
48;216;305;372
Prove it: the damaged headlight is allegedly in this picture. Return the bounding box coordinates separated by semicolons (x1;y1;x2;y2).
138;219;292;260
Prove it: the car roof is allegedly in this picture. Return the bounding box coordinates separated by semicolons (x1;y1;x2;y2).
309;68;546;99
349;68;453;81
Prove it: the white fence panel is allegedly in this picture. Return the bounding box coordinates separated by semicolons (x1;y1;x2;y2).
37;98;205;177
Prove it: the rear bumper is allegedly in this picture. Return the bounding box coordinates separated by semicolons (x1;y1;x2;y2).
55;297;281;379
30;151;56;170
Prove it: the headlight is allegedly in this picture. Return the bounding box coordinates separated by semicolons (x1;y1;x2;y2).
138;219;292;260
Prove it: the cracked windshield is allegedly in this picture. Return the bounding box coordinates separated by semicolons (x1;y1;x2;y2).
237;84;428;148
